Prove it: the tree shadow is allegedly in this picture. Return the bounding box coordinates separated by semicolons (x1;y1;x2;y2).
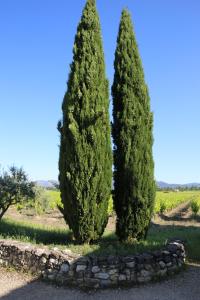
0;258;200;299
0;217;200;258
0;276;84;300
0;219;72;245
0;219;199;299
158;210;200;223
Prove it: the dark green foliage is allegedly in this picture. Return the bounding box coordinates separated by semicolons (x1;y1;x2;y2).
58;0;112;243
0;166;35;220
112;10;155;241
191;200;200;216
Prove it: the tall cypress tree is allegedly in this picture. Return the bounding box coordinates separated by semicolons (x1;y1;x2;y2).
112;10;155;241
58;0;112;243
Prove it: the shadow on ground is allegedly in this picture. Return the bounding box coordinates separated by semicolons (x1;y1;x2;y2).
0;213;200;299
0;216;200;258
0;218;70;245
159;211;200;223
0;264;200;300
157;201;200;223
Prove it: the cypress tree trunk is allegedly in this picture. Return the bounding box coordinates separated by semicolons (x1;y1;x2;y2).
112;10;155;241
58;0;112;243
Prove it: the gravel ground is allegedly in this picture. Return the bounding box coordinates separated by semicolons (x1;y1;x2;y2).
0;264;200;300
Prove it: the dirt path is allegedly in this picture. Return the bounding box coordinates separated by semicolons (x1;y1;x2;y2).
5;207;117;232
5;207;67;229
153;201;200;227
0;264;200;300
5;200;200;231
166;201;191;218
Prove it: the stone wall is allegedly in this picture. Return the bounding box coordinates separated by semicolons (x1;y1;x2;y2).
0;239;186;288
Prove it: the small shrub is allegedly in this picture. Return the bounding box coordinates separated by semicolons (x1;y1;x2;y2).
47;190;62;210
160;201;167;214
191;200;200;216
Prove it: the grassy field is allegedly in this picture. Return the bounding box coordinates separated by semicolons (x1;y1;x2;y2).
155;190;200;213
0;216;199;262
0;190;200;262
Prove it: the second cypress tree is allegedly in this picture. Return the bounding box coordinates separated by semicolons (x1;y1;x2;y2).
112;10;155;241
58;0;112;243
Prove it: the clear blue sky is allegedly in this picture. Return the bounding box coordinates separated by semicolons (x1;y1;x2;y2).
0;0;200;183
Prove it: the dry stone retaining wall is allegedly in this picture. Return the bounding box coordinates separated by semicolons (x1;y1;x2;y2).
0;239;186;288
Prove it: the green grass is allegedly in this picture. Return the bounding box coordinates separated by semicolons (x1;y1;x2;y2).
1;190;200;262
155;190;200;213
0;217;199;262
148;224;200;262
0;218;68;245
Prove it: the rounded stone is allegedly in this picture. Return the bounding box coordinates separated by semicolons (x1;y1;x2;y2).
76;264;87;272
92;266;100;273
126;261;135;268
40;256;47;265
118;274;126;281
159;261;166;269
94;272;110;280
60;263;69;273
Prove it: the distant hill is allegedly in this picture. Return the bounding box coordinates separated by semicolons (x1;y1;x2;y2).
35;180;58;189
35;179;200;190
157;181;200;189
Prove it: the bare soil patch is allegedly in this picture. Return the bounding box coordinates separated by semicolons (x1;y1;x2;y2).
5;201;200;231
5;207;67;229
153;201;200;227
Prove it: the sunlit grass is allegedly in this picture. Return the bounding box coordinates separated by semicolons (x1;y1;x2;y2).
0;217;199;262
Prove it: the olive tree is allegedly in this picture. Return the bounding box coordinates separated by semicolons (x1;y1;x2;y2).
0;166;35;219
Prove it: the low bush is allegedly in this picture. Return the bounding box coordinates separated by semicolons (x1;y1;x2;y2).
159;201;167;214
191;200;200;216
